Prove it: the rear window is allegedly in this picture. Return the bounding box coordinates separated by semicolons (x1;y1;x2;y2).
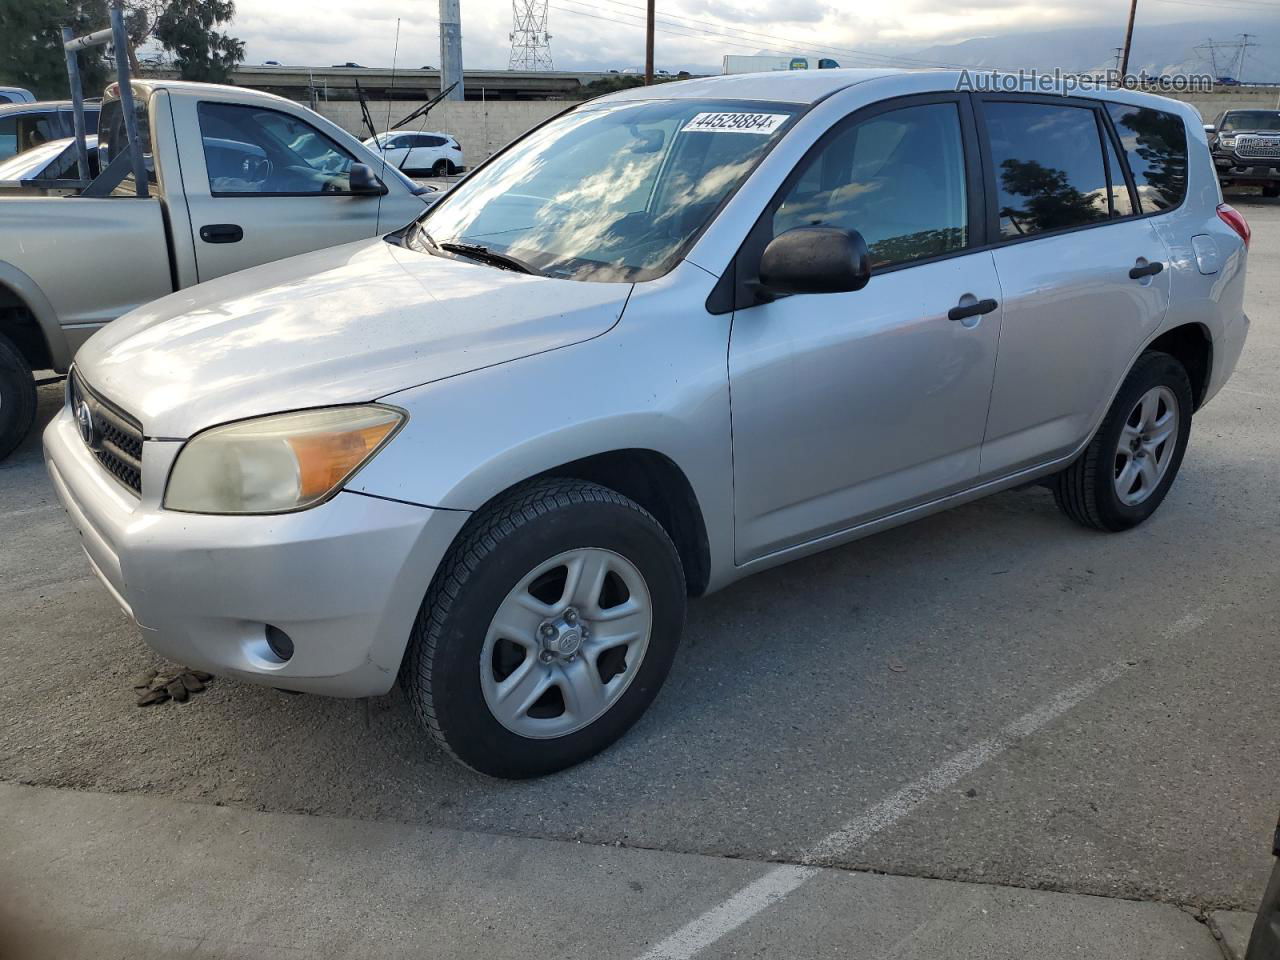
98;98;158;194
1106;103;1187;213
984;101;1110;239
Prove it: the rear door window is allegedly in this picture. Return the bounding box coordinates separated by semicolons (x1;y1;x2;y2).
0;116;16;159
1101;126;1135;218
983;101;1110;239
1106;103;1188;213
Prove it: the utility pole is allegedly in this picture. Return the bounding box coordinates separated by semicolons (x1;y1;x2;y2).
1112;47;1123;72
439;0;464;101
644;0;654;84
1119;0;1138;76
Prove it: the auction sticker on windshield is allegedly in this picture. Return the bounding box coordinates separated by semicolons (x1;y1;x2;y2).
682;112;789;134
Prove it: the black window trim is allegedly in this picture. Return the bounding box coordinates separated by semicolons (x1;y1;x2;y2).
197;100;363;199
714;92;989;314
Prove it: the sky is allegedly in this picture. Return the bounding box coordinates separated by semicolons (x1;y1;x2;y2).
224;0;1268;75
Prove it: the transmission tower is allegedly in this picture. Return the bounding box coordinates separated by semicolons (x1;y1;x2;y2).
509;0;553;71
1193;34;1258;82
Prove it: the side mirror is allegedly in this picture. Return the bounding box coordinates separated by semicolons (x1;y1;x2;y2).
1204;124;1216;134
349;163;387;196
758;226;872;296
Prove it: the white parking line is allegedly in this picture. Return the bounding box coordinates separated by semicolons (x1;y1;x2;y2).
634;865;818;960
633;660;1133;960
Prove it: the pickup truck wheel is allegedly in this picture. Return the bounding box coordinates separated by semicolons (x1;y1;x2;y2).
1263;185;1280;199
1052;351;1193;532
401;478;686;778
0;333;37;460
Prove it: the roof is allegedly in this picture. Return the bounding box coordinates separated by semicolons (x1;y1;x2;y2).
596;68;904;105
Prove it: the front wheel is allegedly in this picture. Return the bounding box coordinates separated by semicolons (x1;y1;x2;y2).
401;478;686;778
1052;351;1193;532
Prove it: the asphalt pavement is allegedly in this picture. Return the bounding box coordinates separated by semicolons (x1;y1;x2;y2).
2;193;1277;958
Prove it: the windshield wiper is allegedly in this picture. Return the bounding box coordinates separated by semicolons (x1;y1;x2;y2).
437;240;540;276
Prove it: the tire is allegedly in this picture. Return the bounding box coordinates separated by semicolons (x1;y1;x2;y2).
401;478;686;778
1263;184;1280;199
431;159;448;177
0;332;36;461
1052;350;1193;532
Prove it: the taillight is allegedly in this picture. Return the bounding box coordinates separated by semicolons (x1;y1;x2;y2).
1218;203;1251;249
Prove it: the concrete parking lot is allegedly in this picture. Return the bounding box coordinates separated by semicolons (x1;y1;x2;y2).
2;194;1277;958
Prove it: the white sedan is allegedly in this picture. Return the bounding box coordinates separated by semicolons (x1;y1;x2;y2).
364;130;464;176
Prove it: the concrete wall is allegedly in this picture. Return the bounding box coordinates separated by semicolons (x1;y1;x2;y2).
1168;86;1280;122
316;99;568;163
316;87;1280;166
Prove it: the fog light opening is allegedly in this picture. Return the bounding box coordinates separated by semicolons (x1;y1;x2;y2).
264;624;295;663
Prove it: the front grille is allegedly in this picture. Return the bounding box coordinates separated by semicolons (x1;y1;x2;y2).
1236;135;1280;160
68;370;144;496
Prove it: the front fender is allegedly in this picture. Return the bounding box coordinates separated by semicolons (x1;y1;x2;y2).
349;274;738;590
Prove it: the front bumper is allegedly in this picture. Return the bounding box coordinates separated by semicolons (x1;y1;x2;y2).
43;405;469;696
1213;150;1280;183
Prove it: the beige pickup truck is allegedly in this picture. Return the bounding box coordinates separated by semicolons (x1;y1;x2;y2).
0;79;433;457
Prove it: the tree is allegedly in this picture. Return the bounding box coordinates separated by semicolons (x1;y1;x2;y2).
998;158;1105;236
0;0;111;99
152;0;243;83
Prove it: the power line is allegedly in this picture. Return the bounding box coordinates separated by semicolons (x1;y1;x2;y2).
585;0;996;70
555;0;1006;72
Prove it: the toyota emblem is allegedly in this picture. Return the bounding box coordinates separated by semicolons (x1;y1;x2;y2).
75;399;98;448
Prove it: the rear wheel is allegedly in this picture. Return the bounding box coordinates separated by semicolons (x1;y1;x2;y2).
401;478;686;778
431;159;449;177
0;332;36;461
1263;184;1280;199
1052;351;1193;532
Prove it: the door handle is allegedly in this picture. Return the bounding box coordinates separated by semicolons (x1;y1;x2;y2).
199;223;243;244
1128;260;1164;280
948;297;999;322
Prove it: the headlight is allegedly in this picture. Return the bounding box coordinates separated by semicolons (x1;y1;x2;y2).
164;405;405;514
1221;136;1236;148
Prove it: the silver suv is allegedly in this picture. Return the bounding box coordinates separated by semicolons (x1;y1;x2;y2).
45;70;1250;777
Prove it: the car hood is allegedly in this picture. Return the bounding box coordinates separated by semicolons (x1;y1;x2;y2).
75;239;632;438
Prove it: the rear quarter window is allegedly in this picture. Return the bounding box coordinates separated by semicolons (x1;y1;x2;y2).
1106;103;1188;213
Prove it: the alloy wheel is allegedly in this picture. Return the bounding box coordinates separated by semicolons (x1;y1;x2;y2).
1114;385;1180;507
480;548;653;739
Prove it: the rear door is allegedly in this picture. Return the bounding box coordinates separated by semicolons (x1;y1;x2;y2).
174;98;389;281
976;95;1173;478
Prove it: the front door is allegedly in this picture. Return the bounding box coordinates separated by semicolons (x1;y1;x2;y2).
728;97;1003;563
176;99;389;282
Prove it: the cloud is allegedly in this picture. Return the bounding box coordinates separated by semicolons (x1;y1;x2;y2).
222;0;1254;75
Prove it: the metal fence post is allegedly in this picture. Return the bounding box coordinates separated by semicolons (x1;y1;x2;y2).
109;4;148;198
61;26;92;185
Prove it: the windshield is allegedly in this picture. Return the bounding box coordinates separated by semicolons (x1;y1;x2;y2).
1221;112;1280;132
410;99;800;281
